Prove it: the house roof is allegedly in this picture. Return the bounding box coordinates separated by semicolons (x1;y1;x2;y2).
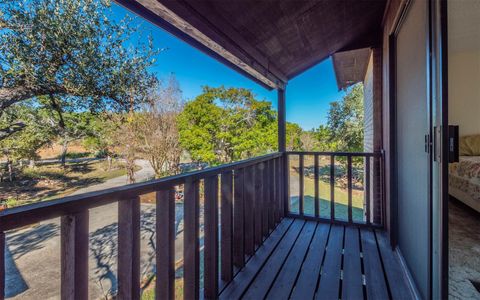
116;0;387;90
332;48;372;90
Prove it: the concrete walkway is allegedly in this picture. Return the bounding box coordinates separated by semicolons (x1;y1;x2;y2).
3;160;182;299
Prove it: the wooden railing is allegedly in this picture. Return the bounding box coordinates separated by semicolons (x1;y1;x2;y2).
285;151;384;227
0;153;284;300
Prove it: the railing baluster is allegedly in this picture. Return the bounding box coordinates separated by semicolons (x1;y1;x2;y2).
283;153;291;218
156;188;175;300
61;210;89;300
299;154;304;216
118;195;141;300
268;159;274;230
275;158;281;222
244;166;255;256
221;171;233;282
330;155;335;221
204;175;219;299
366;157;371;225
262;162;269;237
0;232;4;300
254;163;263;246
347;156;353;223
233;169;245;268
314;154;320;218
184;178;200;300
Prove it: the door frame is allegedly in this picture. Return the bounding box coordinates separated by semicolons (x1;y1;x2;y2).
388;0;435;298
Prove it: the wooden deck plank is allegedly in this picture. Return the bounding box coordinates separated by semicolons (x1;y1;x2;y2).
242;219;305;299
266;221;317;300
342;226;363;300
219;218;294;300
315;224;344;300
290;223;330;299
375;230;414;300
360;228;389;300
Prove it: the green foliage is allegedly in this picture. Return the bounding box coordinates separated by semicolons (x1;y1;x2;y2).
326;84;364;152
286;122;303;151
177;86;277;165
0;0;160;151
311;125;337;151
0;101;55;161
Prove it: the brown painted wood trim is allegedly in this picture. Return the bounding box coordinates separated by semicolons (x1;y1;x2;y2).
366;157;372;225
299;154;304;216
286;214;382;229
220;171;234;282
156;188;176;300
204;175;219;299
233;169;245;268
0;232;4;300
117;196;141;300
0;153;281;232
330;155;335;221
183;178;200;299
244;166;255;256
347;156;353;223
314;154;320;218
60;210;89;300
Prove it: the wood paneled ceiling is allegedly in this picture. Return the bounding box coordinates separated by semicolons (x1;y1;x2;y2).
117;0;387;89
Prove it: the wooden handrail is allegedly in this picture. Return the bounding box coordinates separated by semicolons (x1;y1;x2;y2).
0;152;284;300
0;152;282;232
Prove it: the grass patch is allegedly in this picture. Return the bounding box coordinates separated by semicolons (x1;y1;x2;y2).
1;160;138;207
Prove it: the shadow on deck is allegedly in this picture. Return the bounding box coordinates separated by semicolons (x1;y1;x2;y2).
220;218;414;300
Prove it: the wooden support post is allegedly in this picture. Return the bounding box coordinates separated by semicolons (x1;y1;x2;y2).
118;196;141;300
184;179;200;300
61;210;89;300
204;175;219;299
278;88;286;152
221;171;234;282
156;188;176;300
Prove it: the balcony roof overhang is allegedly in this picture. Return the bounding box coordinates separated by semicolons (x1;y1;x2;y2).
115;0;387;90
332;48;372;90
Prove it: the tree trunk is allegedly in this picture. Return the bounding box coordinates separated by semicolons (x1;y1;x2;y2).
107;155;112;171
60;138;68;168
7;159;13;182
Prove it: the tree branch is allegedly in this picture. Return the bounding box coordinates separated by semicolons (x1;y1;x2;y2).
0;122;26;140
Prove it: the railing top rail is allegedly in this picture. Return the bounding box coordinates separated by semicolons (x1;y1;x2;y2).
286;151;382;157
0;152;282;232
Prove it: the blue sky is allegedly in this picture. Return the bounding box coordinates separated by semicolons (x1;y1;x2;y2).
113;4;346;130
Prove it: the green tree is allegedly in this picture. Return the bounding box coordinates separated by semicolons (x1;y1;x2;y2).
286;122;303;151
326;84;364;152
0;0;159;138
177;86;277;165
0;102;55;180
312;125;337;151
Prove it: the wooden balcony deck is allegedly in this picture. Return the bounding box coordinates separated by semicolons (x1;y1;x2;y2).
220;217;414;300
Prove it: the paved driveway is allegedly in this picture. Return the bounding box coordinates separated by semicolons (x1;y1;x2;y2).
3;160;186;299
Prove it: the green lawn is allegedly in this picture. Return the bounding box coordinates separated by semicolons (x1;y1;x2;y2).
289;156;366;222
